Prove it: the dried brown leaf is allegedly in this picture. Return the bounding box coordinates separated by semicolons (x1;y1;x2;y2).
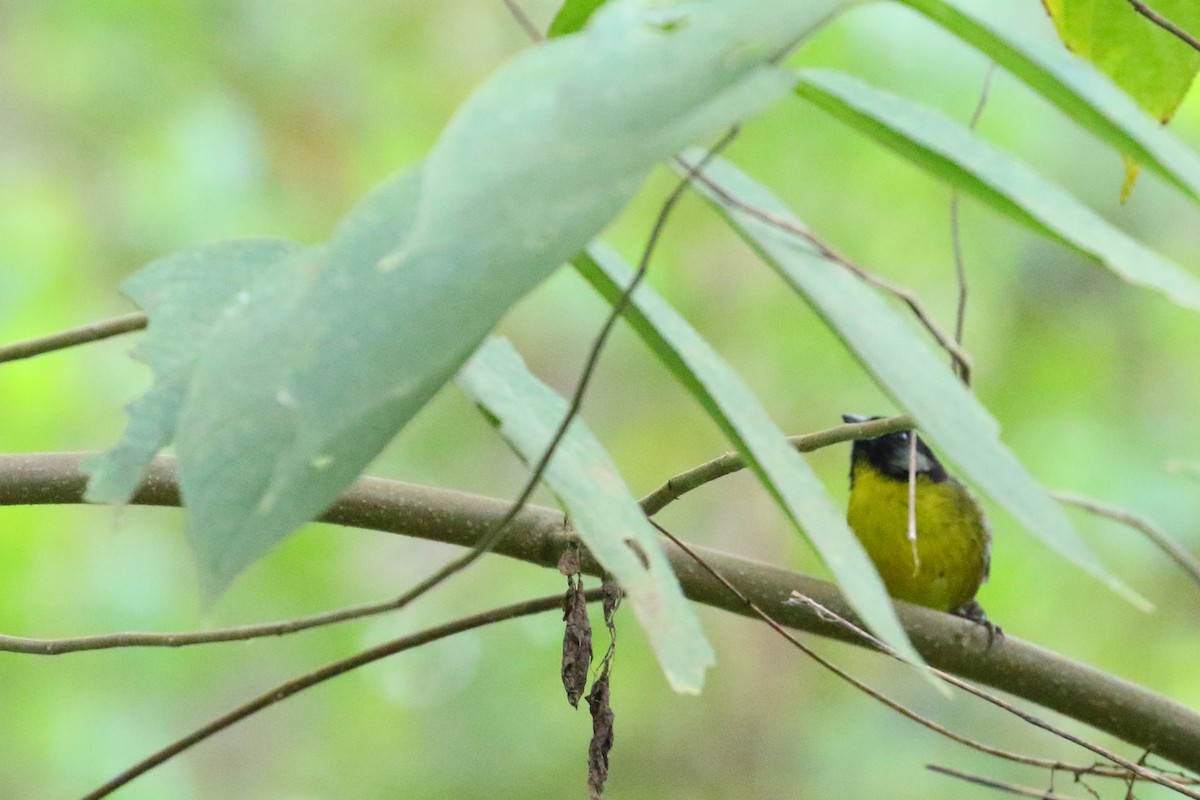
561;573;592;708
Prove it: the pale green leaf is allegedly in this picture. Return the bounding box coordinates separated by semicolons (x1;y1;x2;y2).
84;239;304;504
793;68;1200;311
458;337;714;693
574;244;926;669
103;0;848;594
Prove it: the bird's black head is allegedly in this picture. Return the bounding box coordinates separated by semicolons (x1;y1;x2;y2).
841;413;947;484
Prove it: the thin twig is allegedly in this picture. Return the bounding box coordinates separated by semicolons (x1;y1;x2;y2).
0;591;459;654
1054;490;1200;589
1126;0;1200;53
680;163;973;377
650;519;1192;791
928;764;1080;800
79;590;604;800
949;62;994;385
499;0;544;42
0;312;147;366
787;592;1200;798
639;415;914;516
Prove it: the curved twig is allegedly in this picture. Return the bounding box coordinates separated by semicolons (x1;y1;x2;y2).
0;313;147;365
79;590;603;800
639;414;914;516
1126;0;1200;53
1054;490;1200;589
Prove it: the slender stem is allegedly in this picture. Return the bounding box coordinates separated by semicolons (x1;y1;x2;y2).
1054;490;1200;589
1126;0;1200;53
639;415;914;516
79;590;603;800
3;452;1200;775
680;164;973;377
949;62;994;385
499;0;543;42
0;313;147;365
927;764;1081;800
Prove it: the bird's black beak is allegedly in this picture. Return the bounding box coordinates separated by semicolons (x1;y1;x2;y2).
841;413;868;425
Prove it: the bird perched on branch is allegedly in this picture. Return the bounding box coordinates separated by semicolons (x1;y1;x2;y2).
842;414;998;638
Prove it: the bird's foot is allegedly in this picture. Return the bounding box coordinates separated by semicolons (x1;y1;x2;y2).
951;600;1003;649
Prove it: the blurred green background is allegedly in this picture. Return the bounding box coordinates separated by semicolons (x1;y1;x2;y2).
2;1;1199;798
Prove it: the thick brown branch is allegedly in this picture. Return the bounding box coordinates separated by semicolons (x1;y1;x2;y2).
2;452;1199;774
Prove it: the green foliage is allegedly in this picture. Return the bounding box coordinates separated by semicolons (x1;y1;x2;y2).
457;337;713;692
1044;0;1200;196
793;68;1200;311
895;0;1200;202
574;245;925;669
87;0;843;597
85;239;303;503
548;0;608;37
6;0;1200;796
679;153;1146;608
1044;0;1200;123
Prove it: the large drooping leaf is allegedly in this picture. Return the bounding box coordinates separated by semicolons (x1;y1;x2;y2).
89;0;846;595
893;0;1200;204
457;337;714;693
84;239;305;503
793;68;1200;311
573;245;925;669
1043;0;1200;197
679;153;1146;609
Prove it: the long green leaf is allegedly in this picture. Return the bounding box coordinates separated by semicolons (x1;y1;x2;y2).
793;68;1200;311
893;0;1200;203
574;245;926;669
679;152;1147;610
94;0;847;595
457;337;714;693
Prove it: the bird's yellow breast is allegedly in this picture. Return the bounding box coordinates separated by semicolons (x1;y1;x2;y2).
846;461;989;612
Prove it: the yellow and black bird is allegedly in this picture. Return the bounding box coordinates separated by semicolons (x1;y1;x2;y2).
842;414;998;634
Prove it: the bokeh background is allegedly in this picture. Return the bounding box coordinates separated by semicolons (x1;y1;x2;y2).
2;1;1199;798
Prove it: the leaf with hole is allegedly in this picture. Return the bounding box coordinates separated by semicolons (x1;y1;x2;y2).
458;337;714;693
